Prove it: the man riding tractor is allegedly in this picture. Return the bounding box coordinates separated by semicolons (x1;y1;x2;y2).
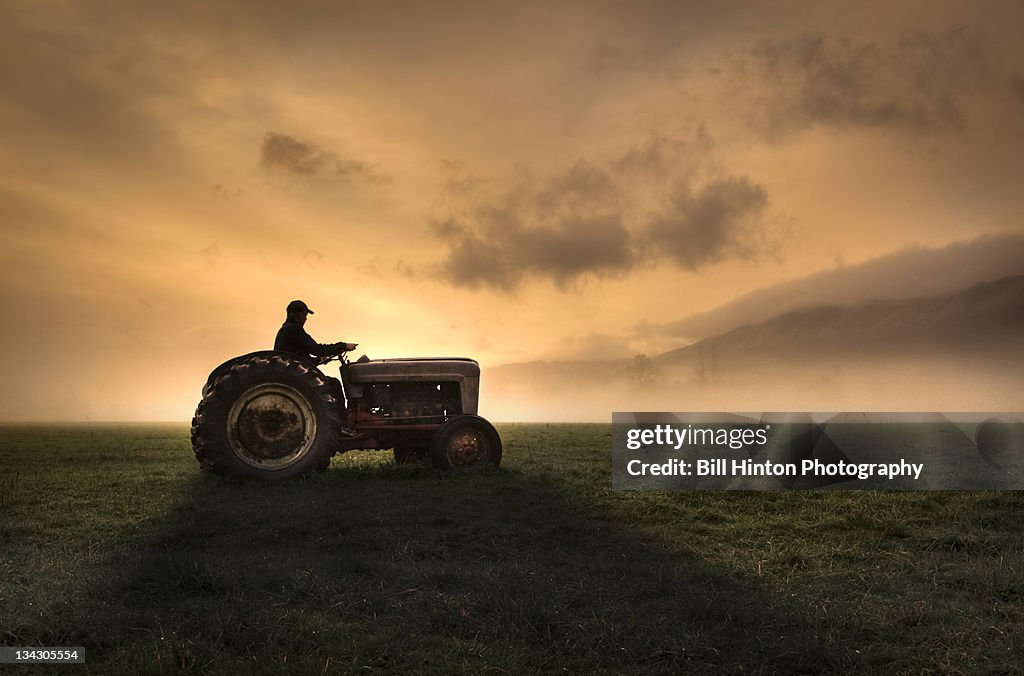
190;300;502;479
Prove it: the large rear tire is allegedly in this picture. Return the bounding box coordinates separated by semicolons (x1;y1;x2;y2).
191;353;342;480
430;415;502;470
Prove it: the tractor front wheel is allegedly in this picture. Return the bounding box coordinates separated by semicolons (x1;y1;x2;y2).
430;416;502;470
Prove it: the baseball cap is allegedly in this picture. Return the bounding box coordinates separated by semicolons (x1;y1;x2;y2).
286;300;314;314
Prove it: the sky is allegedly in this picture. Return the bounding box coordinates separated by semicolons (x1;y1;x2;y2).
1;0;1023;421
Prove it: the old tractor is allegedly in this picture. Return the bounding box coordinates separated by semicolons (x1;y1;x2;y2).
190;351;501;479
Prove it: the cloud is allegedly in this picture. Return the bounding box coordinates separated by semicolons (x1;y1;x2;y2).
640;233;1024;342
644;176;768;269
746;27;995;136
535;160;618;212
433;132;774;291
612;129;711;176
259;132;390;183
437;213;634;292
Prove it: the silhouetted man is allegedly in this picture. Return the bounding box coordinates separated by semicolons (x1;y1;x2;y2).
274;299;357;362
275;299;359;437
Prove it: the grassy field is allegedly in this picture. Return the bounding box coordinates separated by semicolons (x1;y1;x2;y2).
1;424;1023;674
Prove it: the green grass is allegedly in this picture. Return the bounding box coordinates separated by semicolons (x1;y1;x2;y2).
1;423;1023;674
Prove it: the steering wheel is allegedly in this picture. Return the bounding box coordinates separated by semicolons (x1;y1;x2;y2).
319;350;353;366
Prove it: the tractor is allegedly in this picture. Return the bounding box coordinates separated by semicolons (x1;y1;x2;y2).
190;351;501;479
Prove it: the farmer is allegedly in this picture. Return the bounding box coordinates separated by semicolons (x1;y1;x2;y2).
275;299;359;436
274;299;358;363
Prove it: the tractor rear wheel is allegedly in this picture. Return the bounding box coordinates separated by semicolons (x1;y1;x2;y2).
430;416;502;470
191;354;341;479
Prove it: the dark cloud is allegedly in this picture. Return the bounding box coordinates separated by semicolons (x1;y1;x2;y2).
640;233;1024;342
747;27;995;135
437;213;634;292
260;132;390;183
535;160;618;212
433;133;773;291
644;177;768;269
434;153;639;291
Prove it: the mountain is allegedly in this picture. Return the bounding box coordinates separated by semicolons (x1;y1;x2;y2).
657;235;1024;341
483;275;1024;420
655;274;1024;367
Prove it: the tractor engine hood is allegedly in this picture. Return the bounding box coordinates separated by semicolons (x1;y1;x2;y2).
343;358;481;415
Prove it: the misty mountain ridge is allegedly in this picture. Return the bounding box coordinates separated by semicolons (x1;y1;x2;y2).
483;274;1024;419
656;274;1024;365
488;274;1024;391
659;234;1024;341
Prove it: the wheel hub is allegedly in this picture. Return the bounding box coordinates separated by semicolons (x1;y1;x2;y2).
227;384;317;469
447;430;488;466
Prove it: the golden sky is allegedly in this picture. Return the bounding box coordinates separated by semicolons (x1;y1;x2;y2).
2;0;1023;420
